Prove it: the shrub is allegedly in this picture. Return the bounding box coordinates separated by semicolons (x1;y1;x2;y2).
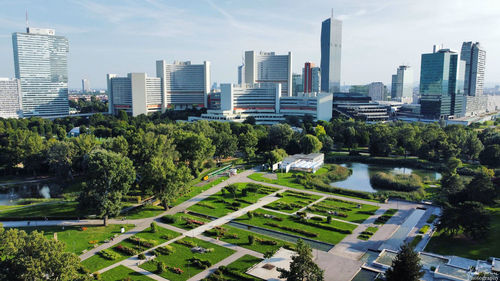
138;253;146;260
175;239;197;248
427;214;438;224
188;257;212;269
123;195;142;204
93;272;101;280
311;216;324;222
418;225;430;234
98;249;120;260
161;215;176;224
127;237;155;248
154;245;174;256
247;211;254;219
327;216;332;223
248;235;255;245
115;245;138;256
150;222;158;233
370;172;423;192
156;261;166;274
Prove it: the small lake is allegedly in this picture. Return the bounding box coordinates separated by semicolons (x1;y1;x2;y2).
0;183;62;205
330;162;441;193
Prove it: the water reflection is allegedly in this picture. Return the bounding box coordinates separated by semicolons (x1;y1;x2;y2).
330;162;441;193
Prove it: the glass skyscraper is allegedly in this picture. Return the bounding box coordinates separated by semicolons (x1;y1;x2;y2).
419;48;465;119
320;14;342;93
12;27;69;117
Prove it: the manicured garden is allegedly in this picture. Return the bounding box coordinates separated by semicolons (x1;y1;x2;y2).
139;237;235;281
235;208;356;245
82;225;180;272
264;190;321;214
14;224;134;254
100;265;154;281
187;183;278;217
205;254;262;281
204;223;294;254
425;207;500;260
306;197;379;223
357;226;378;240
161;212;211;230
374;209;398;225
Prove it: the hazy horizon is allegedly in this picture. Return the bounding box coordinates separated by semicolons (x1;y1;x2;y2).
0;0;499;89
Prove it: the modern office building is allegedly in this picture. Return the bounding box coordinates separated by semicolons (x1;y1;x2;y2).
107;73;162;116
82;79;90;93
156;60;210;110
391;65;413;103
189;83;332;124
238;64;244;85
0;78;22;118
303;62;321;93
368;82;387;102
243;51;292;96
321;13;342;92
12;27;69;117
292;73;303;96
349;85;369;96
419;47;466;119
461;42;485;96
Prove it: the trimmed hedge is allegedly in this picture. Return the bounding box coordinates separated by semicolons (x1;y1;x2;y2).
98;249;120;260
115;245;138;256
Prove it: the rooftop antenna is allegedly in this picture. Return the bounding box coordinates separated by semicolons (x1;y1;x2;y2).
25;9;29;32
331;8;334;18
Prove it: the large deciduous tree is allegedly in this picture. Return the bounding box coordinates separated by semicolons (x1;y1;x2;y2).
0;227;91;281
278;239;324;281
78;150;135;225
300;134;323;154
385;243;425;281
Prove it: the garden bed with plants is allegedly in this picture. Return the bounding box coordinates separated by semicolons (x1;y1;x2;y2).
357;226;378;240
306;197;379;223
374;209;398;225
264;190;321;213
235;208;356;245
187;183;278;217
82;224;180;272
161;212;211;230
139;237;235;281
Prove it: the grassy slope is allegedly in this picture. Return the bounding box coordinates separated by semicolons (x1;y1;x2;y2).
13;224;134;254
425;206;500;260
139;237;235;281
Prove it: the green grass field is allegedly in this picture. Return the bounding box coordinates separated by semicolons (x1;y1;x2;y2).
235;208;356;245
100;265;154;281
265;190;321;214
119;204;165;220
139;237;235;281
307;197;379;223
204;223;294;254
0;201;80;218
82;226;180;273
172;176;229;207
425;207;500;260
13;224;134;254
187;183;278;217
216;254;262;281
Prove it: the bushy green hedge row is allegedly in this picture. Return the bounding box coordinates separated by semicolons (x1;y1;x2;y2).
98;249;120;260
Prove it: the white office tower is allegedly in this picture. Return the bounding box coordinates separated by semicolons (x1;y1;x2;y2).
321;13;342;92
221;83;281;113
107;73;162;116
243;51;292;96
391;65;413;103
12;27;69;117
82;79;90;92
156;60;210;110
0;78;22;118
461;42;485;96
368;82;387;101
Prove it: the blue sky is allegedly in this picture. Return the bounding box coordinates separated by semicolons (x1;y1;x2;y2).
0;0;499;89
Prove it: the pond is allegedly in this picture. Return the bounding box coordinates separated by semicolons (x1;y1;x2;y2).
0;183;62;205
330;162;441;193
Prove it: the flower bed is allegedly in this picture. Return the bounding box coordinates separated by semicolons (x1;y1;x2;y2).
115;245;138;256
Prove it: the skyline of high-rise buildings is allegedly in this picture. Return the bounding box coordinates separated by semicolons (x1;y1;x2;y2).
320;13;342;93
12;27;69;117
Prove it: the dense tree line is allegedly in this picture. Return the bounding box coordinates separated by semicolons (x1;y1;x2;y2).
69;96;108;113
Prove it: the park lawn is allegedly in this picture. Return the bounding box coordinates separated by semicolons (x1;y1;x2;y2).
172;176;229;206
82;226;180;273
234;208;356;245
187;183;278;217
100;265;154;281
204;223;294;254
248;172;304;189
265;190;321;214
139;237;235;281
307;197;379;223
0;204;23;211
162;212;211;230
220;254;263;281
13;224;134;254
425;207;500;260
0;201;80;218
119;204;165;220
